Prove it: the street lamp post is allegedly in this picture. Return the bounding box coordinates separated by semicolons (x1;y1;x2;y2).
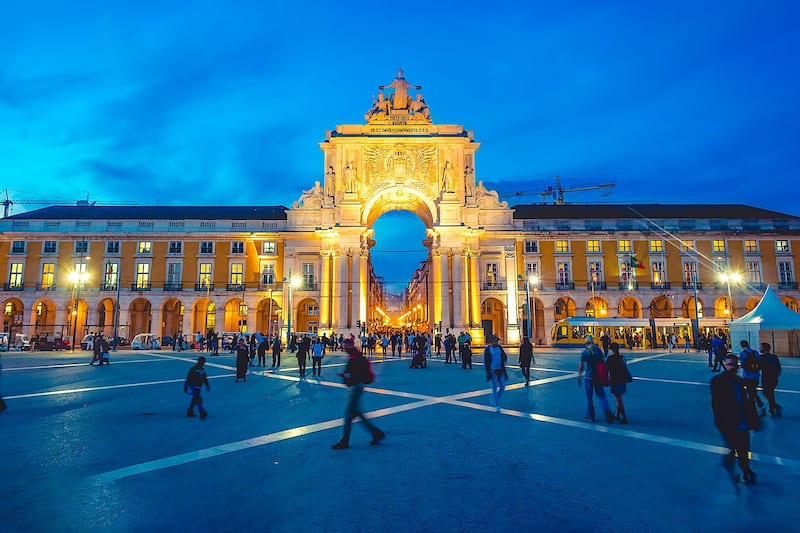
525;274;539;343
719;271;742;319
285;272;301;343
69;269;88;352
109;261;121;352
691;273;701;348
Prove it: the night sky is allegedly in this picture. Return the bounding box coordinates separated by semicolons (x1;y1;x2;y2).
2;1;798;291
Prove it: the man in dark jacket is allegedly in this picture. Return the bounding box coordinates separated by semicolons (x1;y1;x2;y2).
711;353;757;484
184;356;210;420
484;335;508;412
331;340;385;449
518;336;535;386
759;342;783;417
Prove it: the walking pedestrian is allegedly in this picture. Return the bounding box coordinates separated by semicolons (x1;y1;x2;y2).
484;335;508;412
297;336;310;377
311;337;324;377
740;340;766;416
711;353;758;484
605;342;631;424
96;335;111;366
759;342;783;417
271;336;282;368
235;338;249;382
577;335;614;423
257;336;268;367
90;336;102;366
518;336;534;386
184;356;210;420
331;339;384;449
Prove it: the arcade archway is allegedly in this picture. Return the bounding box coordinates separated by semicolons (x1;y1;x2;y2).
649;295;673;318
129;298;152;337
617;296;642;318
554;297;577;320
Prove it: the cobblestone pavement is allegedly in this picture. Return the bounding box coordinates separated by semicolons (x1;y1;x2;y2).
2;346;798;532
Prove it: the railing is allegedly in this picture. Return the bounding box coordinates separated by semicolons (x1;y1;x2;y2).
650;282;671;290
555;282;574;290
37;283;57;291
3;283;24;291
259;282;282;291
619;281;639;290
587;281;607;290
164;282;183;292
131;282;152;291
297;282;319;291
682;282;703;290
100;283;118;291
481;281;507;290
778;281;798;289
195;282;214;291
226;283;245;291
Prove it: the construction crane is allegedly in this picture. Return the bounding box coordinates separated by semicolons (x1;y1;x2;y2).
503;176;615;205
2;189;137;218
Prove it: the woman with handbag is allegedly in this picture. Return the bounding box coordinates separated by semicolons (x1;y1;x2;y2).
606;342;631;424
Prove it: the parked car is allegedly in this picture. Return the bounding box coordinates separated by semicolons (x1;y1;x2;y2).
0;333;31;351
33;334;69;351
131;333;161;350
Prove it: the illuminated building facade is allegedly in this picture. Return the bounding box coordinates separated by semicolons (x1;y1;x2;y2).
1;71;799;346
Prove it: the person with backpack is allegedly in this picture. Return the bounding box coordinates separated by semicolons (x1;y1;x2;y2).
184;356;210;420
711;353;758;484
577;335;614;423
484;335;508;412
740;340;766;416
331;339;385;449
759;342;783;417
606;342;632;424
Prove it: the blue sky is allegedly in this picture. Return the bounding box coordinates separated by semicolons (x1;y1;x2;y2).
2;1;799;291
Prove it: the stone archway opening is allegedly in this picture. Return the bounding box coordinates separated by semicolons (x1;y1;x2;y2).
370;209;431;331
256;297;281;336
714;296;734;318
295;298;320;334
480;298;505;341
192;299;215;335
681;296;704;319
586;296;609;318
554;297;577;320
161;298;184;339
32;298;57;337
649;295;673;318
617;296;642;318
129;298;153;338
783;296;799;313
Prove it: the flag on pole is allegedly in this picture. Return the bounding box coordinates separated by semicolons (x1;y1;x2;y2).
630;254;644;269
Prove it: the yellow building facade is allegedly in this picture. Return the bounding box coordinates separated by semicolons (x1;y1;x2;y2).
1;71;799;346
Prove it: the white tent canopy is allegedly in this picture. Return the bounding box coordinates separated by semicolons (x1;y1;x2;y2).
729;286;800;350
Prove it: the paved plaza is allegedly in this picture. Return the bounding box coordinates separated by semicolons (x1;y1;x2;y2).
1;345;799;532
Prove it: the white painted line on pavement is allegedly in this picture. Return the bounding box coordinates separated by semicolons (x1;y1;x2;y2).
3;359;170;371
4;374;235;400
96;398;440;482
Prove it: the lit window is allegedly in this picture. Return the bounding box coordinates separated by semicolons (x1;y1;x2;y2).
41;263;55;288
681;240;695;252
485;263;499;287
199;263;212;286
743;240;758;253
137;241;152;254
556;262;570;283
649;240;663;253
588;261;602;283
262;241;277;255
683;262;698;284
652;261;665;286
712;240;726;253
586;240;600;253
135;263;150;289
776;240;790;253
617;240;631;253
8;262;23;288
261;263;276;284
555;240;569;253
230;263;243;285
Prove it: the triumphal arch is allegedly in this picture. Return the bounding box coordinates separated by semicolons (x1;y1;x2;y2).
286;70;517;345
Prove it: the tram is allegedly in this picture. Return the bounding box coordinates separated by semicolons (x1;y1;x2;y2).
550;317;730;348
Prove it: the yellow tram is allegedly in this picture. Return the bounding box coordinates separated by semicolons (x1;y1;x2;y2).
550;317;730;348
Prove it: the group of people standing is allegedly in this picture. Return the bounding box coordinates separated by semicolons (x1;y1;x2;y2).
578;335;632;424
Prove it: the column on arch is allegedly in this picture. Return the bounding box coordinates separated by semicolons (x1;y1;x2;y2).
468;252;481;327
335;251;349;331
151;306;163;337
431;251;443;331
504;251;520;344
358;253;368;327
319;251;332;330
